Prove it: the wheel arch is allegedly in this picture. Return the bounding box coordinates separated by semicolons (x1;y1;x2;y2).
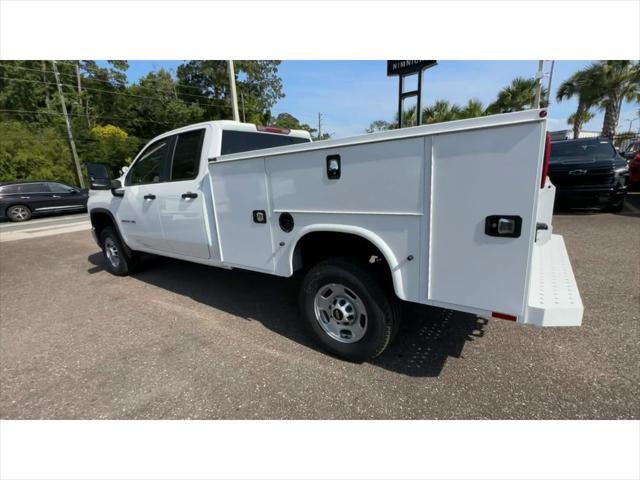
90;208;127;250
288;224;406;300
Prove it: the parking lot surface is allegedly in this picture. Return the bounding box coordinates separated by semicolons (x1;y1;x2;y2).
1;198;638;419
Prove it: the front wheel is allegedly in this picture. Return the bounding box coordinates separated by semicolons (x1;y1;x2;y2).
299;258;399;362
99;226;138;276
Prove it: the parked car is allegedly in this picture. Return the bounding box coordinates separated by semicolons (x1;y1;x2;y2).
87;111;583;363
621;140;640;185
548;138;629;212
0;180;88;222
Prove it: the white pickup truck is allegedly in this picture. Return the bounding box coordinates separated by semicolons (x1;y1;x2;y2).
87;109;583;362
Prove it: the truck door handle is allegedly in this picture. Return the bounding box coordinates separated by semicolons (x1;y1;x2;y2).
144;194;156;200
181;192;198;199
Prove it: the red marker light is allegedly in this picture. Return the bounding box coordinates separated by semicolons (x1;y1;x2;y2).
256;125;290;135
541;131;551;188
492;311;517;321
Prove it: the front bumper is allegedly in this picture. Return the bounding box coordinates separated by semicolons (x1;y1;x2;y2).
524;234;583;327
555;185;627;208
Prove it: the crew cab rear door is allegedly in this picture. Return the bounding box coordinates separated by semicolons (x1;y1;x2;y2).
155;127;212;259
427;115;547;319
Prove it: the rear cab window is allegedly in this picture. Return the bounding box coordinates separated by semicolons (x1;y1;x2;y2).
170;129;205;181
221;130;310;156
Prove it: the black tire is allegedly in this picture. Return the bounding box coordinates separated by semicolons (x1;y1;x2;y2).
6;205;31;222
299;257;400;362
99;226;138;276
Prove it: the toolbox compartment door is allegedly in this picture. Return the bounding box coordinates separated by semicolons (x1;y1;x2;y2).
427;121;546;318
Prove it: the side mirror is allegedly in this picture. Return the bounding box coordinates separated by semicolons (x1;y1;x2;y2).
87;162;111;190
69;188;79;194
110;179;125;197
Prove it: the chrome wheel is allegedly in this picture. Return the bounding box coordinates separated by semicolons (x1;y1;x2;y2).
9;206;29;221
104;237;120;268
313;283;368;343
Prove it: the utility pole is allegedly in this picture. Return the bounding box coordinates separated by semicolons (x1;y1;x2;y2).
545;60;555;106
317;112;322;140
52;61;85;188
533;60;544;109
41;61;51;108
240;90;246;123
227;60;240;122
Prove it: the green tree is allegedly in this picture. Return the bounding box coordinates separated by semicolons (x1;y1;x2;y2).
422;100;462;123
460;98;485;119
567;110;595;132
582;61;640;138
365;119;393;133
123;69;205;139
0;120;77;185
176;61;284;125
487;77;548;114
271;112;330;140
556;70;601;139
77;124;142;177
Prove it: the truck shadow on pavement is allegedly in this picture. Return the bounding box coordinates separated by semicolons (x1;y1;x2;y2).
88;253;487;377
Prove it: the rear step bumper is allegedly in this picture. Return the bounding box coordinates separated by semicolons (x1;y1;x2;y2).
524;234;583;327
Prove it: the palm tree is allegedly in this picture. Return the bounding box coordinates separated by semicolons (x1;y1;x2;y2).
567;110;594;131
583;61;640;138
487;77;548;114
556;70;600;139
459;98;485;119
422;100;462;124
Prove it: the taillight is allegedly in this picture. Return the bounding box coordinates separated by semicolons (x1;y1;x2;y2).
492;311;517;321
541;131;551;188
256;125;290;135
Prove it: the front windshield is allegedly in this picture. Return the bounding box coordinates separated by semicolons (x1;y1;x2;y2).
550;141;614;163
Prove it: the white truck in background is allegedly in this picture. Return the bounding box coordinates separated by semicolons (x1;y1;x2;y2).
87;109;583;362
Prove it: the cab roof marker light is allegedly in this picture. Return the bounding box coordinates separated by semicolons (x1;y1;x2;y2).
256;125;291;135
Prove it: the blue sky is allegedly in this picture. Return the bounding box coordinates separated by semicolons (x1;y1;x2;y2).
114;60;640;139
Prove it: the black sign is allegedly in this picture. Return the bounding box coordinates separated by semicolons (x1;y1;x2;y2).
387;60;437;76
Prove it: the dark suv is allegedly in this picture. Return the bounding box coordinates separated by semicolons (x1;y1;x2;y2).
0;181;88;222
548;138;629;212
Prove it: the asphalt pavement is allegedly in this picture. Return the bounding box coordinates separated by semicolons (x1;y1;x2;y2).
0;199;638;419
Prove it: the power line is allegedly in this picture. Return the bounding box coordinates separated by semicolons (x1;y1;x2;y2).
1;63;216;95
0;108;183;127
0;67;257;106
0;75;237;109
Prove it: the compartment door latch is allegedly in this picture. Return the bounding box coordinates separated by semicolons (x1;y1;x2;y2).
485;215;522;238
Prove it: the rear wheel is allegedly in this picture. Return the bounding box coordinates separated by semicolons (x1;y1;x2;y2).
7;205;31;222
299;258;399;362
99;226;138;276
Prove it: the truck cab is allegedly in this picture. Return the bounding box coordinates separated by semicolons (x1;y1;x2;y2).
88;121;311;262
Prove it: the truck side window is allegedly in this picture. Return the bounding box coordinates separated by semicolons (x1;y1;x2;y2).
221;130;310;155
171;129;205;181
126;139;171;186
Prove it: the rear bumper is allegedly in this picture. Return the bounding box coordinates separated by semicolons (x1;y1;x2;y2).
524;234;583;327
